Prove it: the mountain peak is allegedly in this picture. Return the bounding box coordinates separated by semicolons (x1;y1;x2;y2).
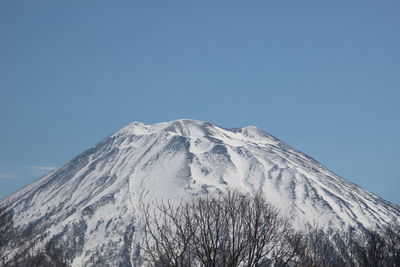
119;119;205;135
117;119;279;147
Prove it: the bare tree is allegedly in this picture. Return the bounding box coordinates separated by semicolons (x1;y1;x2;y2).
138;190;302;267
349;225;400;267
139;197;196;266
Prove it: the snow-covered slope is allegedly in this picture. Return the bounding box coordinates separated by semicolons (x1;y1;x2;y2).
2;119;399;266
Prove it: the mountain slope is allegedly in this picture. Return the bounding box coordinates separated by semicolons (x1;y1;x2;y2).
2;119;399;266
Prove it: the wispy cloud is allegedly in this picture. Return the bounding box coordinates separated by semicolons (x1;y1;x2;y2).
28;166;56;171
0;173;18;179
27;166;56;175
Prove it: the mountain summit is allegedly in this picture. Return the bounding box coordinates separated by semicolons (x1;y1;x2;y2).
2;119;399;266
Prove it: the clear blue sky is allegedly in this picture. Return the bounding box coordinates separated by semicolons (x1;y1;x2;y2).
1;1;399;204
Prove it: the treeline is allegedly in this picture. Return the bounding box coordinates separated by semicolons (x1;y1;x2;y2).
1;192;400;267
138;191;400;267
0;206;67;267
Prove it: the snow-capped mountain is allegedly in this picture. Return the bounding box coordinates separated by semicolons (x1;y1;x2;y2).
1;119;399;266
